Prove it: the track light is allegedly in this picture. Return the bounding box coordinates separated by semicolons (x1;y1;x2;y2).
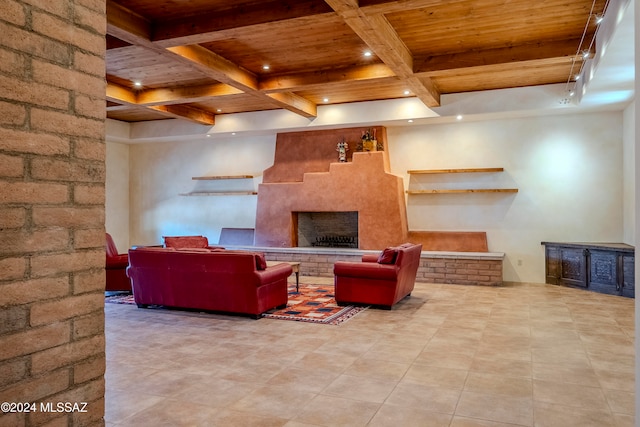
564;2;605;97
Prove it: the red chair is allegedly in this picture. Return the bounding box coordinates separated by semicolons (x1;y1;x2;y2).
106;233;131;292
333;243;423;309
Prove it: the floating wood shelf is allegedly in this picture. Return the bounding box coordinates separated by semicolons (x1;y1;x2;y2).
406;167;518;194
408;168;504;174
180;191;258;196
192;175;255;180
407;189;518;194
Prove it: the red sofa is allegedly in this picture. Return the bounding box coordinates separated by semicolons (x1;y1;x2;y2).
126;247;292;318
105;233;131;292
334;243;423;309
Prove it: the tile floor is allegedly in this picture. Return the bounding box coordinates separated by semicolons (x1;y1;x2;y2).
105;278;635;426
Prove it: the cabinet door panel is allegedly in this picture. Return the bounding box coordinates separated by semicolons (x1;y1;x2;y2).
622;255;635;298
560;248;587;288
588;250;618;295
545;247;560;284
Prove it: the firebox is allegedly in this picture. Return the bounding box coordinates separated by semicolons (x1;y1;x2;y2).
293;211;358;248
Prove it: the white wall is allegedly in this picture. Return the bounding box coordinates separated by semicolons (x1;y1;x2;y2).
119;110;625;283
623;102;636;244
128;134;277;246
387;111;624;283
634;0;639;420
105;141;130;251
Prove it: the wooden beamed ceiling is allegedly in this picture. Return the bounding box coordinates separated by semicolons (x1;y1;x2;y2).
106;0;607;125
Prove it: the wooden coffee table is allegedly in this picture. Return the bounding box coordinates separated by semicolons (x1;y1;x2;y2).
266;261;301;292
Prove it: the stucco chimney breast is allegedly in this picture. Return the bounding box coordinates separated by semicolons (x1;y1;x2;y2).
254;127;408;250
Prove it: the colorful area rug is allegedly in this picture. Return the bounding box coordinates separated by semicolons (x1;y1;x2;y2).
105;293;136;304
263;283;367;325
105;284;367;325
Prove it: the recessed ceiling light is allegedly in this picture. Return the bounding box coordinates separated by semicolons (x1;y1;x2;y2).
323;98;329;103
408;119;414;123
206;134;211;138
403;90;411;96
262;65;270;70
363;51;372;57
231;132;236;136
456;115;463;121
216;108;222;113
133;81;142;88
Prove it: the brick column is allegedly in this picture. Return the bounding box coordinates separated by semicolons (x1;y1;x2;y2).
0;1;106;426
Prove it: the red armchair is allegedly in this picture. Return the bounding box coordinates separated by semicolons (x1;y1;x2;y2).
106;233;131;292
334;243;423;309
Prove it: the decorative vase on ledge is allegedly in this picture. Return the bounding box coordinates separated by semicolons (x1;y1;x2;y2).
362;139;377;152
361;128;377;152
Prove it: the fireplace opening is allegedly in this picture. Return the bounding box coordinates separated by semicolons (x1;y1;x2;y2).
294;211;358;248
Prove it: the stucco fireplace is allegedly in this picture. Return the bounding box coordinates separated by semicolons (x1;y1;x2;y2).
254;127;409;250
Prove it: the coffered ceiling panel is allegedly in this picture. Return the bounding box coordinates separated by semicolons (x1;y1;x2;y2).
198;16;375;75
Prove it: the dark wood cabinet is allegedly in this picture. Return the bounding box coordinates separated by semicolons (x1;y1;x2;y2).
542;242;635;298
622;254;635;298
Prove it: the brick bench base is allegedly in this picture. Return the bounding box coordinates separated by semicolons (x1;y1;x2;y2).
230;247;504;286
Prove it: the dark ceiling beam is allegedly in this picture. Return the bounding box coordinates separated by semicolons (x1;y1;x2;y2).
147;105;216;125
266;92;318;118
259;63;396;92
165;45;259;93
165;44;318;118
358;0;463;15
153;0;335;47
106;0;157;51
324;0;441;106
106;81;216;125
137;84;244;106
413;39;585;75
106;81;137;105
105;104;131;112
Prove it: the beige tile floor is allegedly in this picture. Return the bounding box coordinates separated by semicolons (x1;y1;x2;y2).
105;278;635;426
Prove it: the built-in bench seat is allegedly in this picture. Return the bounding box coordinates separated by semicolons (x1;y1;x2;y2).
407;231;488;252
223;245;503;286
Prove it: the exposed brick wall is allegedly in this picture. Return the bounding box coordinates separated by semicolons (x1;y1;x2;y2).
0;1;106;426
267;252;363;277
417;258;503;286
262;249;504;285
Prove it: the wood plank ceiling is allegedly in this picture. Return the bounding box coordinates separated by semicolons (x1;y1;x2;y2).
106;0;608;125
